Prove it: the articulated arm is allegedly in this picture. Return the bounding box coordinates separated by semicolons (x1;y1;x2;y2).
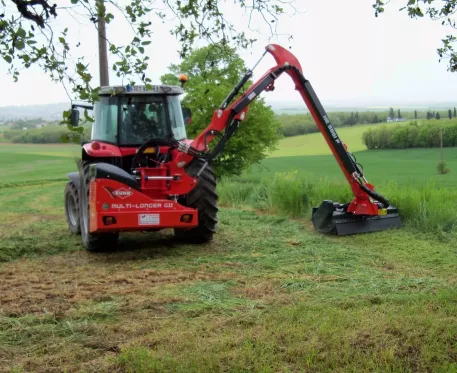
184;44;390;216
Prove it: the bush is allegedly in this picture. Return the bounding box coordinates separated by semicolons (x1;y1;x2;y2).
437;161;450;175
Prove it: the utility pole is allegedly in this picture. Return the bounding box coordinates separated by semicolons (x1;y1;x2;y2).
97;0;109;86
440;127;444;163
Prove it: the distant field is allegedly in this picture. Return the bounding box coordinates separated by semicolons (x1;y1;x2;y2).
271;118;457;157
0;143;79;157
270;124;371;157
254;118;457;187
245;148;457;187
0;143;78;186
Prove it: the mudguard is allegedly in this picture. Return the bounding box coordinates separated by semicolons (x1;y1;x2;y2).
67;172;80;189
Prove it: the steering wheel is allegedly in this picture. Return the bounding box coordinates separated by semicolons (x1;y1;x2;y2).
130;138;178;172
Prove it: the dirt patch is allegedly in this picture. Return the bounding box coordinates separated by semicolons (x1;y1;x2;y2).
233;280;283;300
350;332;377;352
0;253;237;317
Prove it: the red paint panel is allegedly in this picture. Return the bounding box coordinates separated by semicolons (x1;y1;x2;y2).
89;178;198;233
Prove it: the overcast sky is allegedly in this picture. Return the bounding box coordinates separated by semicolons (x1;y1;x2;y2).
0;0;456;107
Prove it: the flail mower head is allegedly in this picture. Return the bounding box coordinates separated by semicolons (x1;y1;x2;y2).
312;201;401;236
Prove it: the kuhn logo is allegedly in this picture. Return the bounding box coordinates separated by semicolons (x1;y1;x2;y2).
104;187;133;199
112;189;133;199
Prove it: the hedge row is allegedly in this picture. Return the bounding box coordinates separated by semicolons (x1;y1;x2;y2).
363;121;457;149
277;111;386;138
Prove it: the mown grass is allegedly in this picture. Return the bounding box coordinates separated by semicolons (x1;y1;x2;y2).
3;194;457;371
2;180;457;372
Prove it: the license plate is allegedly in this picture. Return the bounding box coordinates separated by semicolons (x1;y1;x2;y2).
138;214;160;225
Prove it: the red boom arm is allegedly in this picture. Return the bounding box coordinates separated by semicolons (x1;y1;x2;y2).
176;44;391;216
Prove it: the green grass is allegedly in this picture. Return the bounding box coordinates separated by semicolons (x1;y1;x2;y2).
0;143;78;187
244;148;457;187
2;133;457;371
219;173;457;238
0;143;80;157
271;123;373;157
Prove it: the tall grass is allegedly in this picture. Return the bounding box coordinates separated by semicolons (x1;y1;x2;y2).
218;171;457;237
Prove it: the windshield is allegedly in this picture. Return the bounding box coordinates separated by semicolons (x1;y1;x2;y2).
120;97;170;145
92;96;118;144
92;95;187;145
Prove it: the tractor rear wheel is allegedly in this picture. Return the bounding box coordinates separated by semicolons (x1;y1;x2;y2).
174;164;218;243
64;181;80;234
79;163;119;252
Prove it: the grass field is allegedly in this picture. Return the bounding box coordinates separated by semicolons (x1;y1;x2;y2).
242;119;457;187
244;148;457;187
2;138;457;371
270;124;371;157
0;144;79;187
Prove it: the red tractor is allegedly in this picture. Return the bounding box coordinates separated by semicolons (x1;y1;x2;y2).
65;44;401;251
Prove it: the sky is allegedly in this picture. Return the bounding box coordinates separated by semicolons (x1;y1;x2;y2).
0;0;456;108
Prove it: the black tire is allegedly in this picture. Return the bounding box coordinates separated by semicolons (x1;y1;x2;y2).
79;162;119;252
174;163;218;243
64;181;81;235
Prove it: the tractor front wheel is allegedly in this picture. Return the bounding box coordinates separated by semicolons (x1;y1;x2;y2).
64;181;80;235
79;163;119;252
174;163;218;243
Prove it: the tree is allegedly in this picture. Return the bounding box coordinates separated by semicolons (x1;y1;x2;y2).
373;1;456;72
344;112;357;126
427;111;433;120
161;44;280;177
436;112;441;120
449;109;453;119
397;109;401;119
454;107;457;117
1;0;295;107
415;110;418;119
354;112;359;124
389;107;395;119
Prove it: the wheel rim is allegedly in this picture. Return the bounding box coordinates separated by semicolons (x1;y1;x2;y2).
66;193;78;226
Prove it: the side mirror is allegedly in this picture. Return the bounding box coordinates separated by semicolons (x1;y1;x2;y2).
182;107;192;125
70;108;80;127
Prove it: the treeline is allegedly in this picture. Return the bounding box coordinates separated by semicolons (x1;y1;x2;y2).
277;112;383;137
3;126;90;144
363;119;457;149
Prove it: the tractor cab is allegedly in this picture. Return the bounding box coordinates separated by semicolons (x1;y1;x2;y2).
71;84;191;147
90;84;190;146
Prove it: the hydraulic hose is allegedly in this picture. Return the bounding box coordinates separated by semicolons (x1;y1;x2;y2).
359;184;390;208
